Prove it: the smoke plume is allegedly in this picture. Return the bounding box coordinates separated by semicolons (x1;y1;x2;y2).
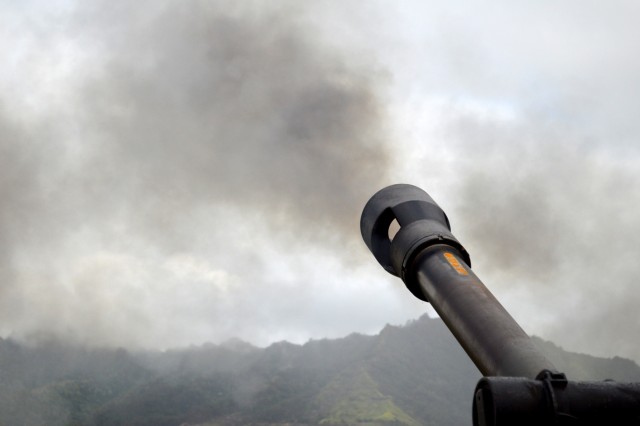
0;1;393;348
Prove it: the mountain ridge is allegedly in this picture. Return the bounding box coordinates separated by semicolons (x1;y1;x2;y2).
1;315;638;425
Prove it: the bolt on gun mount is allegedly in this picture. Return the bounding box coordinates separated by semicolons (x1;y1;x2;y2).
360;184;640;426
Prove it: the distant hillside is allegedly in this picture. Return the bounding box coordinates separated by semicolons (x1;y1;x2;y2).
1;315;638;426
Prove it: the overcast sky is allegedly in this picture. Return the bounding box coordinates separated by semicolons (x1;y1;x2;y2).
2;1;640;362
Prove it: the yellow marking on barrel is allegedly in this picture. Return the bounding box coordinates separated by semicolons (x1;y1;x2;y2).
444;252;469;276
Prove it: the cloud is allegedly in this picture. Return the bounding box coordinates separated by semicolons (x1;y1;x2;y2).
0;0;396;348
71;0;389;237
373;0;640;361
2;0;640;363
437;108;640;361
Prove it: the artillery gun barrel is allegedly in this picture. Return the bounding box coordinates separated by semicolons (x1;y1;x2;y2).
360;184;640;425
360;183;555;378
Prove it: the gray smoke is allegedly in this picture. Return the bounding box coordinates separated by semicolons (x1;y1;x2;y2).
373;0;640;362
443;111;640;361
3;0;640;363
67;0;389;244
0;1;394;348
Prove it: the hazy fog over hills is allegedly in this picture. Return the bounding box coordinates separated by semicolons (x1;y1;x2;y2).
1;315;638;426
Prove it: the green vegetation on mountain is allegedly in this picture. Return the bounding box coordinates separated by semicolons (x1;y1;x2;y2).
0;315;638;425
316;366;420;426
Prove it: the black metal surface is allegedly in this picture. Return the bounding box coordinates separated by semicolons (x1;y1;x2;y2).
360;184;469;301
412;245;556;378
473;375;640;426
360;184;554;378
360;184;640;425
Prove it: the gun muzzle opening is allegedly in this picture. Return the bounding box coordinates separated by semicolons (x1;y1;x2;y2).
360;184;470;302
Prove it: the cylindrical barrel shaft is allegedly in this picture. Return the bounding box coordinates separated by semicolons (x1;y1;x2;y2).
360;184;557;378
361;184;640;424
412;245;555;378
